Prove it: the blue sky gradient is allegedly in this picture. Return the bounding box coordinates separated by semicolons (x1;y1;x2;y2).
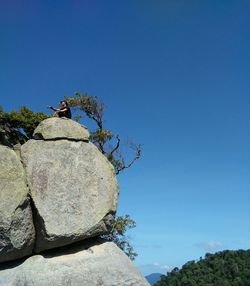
1;0;249;275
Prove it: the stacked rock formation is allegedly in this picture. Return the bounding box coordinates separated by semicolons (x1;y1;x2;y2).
0;118;149;286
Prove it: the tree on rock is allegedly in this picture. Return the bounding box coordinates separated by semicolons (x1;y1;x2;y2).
0;106;49;147
65;93;141;260
0;93;142;260
65;92;141;175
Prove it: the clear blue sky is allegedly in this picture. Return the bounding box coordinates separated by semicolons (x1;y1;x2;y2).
1;0;249;276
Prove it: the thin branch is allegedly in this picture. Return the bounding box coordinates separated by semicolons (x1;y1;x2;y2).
110;135;121;156
116;145;142;175
99;142;105;154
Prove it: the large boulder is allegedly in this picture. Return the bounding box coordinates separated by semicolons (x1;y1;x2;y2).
0;145;35;263
33;117;89;141
21;139;119;252
0;241;149;286
0;118;148;285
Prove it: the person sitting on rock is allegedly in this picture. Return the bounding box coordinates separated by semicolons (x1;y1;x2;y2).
47;100;72;119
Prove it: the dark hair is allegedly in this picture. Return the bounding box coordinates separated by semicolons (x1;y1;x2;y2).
60;100;68;106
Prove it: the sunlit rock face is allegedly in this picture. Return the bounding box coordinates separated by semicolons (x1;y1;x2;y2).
0;145;35;263
0;118;149;286
33;117;90;141
0;241;149;286
21;118;119;252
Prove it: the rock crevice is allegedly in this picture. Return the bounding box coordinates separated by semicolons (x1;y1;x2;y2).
0;118;149;285
32;135;89;142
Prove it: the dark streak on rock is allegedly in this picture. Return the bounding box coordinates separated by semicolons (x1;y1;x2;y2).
32;133;89;143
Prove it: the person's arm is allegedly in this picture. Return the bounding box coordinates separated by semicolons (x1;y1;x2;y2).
47;105;60;112
57;107;68;113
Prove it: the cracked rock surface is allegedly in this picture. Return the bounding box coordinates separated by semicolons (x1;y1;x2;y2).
33;117;90;141
0;241;150;286
0;119;148;286
21;139;119;252
0;145;35;263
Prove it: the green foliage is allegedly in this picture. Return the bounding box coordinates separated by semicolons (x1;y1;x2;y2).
0;106;49;139
1;94;141;261
66;92;141;260
0;106;48;147
65;93;104;129
103;215;137;260
155;249;250;286
65;92;142;175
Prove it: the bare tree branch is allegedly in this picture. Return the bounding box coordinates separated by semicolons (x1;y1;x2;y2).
110;135;121;156
66;93;142;175
115;144;142;175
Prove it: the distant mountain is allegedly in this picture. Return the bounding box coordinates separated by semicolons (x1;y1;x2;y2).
145;273;163;285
